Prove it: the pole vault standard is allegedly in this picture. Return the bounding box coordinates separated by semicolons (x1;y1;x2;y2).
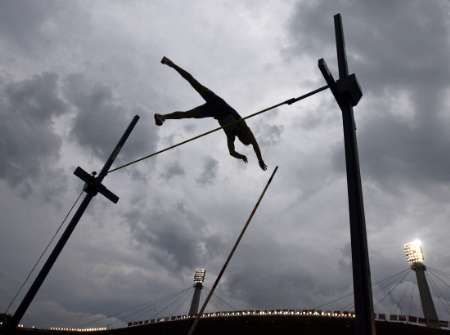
319;14;375;335
7;116;140;332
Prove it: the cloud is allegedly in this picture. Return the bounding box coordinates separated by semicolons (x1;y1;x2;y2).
332;98;450;193
288;0;450;192
287;0;449;104
220;228;353;311
2;1;450;327
196;157;219;185
0;1;52;50
124;202;226;273
0;1;88;56
160;161;185;181
288;1;450;90
0;72;67;194
62;74;159;165
225;248;316;308
254;122;284;146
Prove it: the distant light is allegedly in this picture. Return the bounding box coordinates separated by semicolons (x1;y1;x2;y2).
403;240;424;265
194;268;206;283
49;326;107;332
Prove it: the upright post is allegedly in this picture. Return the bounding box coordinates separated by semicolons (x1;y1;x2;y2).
7;116;140;331
319;14;375;335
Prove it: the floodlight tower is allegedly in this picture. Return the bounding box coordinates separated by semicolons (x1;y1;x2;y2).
188;268;206;316
403;240;439;328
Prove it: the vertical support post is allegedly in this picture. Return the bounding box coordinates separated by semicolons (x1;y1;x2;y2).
8;116;139;331
319;14;374;335
333;14;375;335
335;15;349;79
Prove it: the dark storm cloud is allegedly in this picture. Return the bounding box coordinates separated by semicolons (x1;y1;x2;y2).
62;74;159;164
3;0;450;328
295;98;339;131
0;73;67;191
227;259;317;308
288;0;449;90
124;202;226;273
0;1;85;55
196;157;219;185
288;0;450;190
223;235;337;310
332;98;450;192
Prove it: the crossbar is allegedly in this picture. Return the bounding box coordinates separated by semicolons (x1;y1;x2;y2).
108;86;328;173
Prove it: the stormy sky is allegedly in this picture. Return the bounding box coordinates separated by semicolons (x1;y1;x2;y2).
1;0;450;328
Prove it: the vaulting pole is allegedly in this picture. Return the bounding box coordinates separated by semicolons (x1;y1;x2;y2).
186;167;279;335
6;116;139;332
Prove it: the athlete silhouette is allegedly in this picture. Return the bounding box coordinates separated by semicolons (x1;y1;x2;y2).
155;57;267;171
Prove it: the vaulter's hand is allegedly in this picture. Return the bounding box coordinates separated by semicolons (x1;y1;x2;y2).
259;160;267;171
241;155;248;163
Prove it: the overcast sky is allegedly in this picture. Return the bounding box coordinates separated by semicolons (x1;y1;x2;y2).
1;0;450;328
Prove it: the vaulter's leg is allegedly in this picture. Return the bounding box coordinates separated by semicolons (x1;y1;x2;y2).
155;104;211;126
161;56;217;103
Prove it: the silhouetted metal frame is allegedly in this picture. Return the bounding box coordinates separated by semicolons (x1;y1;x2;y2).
318;14;376;335
8;116;140;332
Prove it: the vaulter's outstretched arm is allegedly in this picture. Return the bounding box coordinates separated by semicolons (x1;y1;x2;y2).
227;136;248;163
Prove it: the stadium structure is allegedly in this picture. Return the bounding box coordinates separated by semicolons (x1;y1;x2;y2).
4;253;450;335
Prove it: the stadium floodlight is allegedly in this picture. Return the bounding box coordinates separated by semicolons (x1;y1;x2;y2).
403;239;440;327
403;240;425;265
193;268;206;284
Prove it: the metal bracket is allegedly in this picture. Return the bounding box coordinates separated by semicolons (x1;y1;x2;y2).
336;73;362;107
74;167;119;203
